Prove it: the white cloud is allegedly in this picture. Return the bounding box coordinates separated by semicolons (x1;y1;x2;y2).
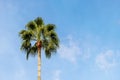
82;47;91;61
53;70;61;80
95;50;116;71
58;35;81;64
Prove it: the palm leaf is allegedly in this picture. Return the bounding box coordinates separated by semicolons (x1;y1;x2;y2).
34;17;44;26
44;42;57;58
26;21;37;31
26;43;37;59
46;24;56;32
49;30;59;47
20;30;35;41
20;40;31;52
45;49;51;58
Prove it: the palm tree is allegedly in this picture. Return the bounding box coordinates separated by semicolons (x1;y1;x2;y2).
19;17;59;80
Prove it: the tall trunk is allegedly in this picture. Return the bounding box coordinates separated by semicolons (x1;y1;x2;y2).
38;48;41;80
37;41;42;80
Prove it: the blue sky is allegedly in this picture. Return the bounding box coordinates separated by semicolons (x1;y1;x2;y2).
0;0;120;80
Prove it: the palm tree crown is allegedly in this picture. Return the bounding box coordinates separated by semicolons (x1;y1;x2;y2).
19;17;59;59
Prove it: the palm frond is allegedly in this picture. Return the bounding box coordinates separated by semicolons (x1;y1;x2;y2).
26;43;37;59
26;50;30;60
29;43;37;54
46;24;56;32
34;17;44;26
45;42;57;58
42;39;48;49
49;30;59;47
19;30;26;35
26;21;37;31
45;49;51;58
19;30;34;40
20;40;31;52
42;25;59;58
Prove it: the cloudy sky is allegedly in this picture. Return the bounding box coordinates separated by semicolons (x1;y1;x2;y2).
0;0;120;80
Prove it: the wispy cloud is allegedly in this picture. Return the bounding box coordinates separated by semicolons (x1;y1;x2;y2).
53;70;61;80
95;50;116;71
82;47;91;61
58;35;81;64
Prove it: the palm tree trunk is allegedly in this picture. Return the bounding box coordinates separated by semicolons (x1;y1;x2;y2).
38;48;41;80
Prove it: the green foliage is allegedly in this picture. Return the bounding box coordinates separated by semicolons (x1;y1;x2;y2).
46;24;56;31
20;40;31;51
19;30;33;40
19;17;59;59
26;21;37;31
34;17;44;26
